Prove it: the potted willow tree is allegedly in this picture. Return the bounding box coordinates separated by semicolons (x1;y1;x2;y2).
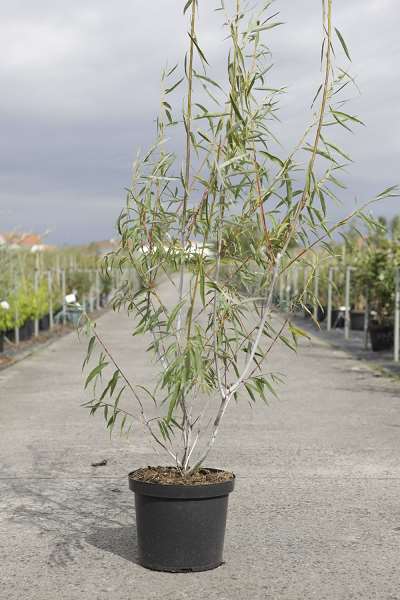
82;0;395;572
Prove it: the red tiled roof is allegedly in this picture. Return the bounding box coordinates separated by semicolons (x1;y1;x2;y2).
2;232;43;247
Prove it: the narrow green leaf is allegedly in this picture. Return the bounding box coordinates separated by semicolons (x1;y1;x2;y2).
279;335;297;352
335;28;351;61
183;0;193;14
229;94;245;124
311;84;322;109
245;382;257;403
193;70;223;91
167;301;184;330
85;362;108;389
165;77;184;95
120;414;127;433
288;324;311;340
376;185;399;199
188;33;209;65
250;21;284;33
331;109;364;126
82;335;96;371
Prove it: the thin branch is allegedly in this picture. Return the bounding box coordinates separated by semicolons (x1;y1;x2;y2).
84;315;179;465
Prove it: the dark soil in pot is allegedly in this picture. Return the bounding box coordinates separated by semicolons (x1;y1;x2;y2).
350;311;366;331
39;314;50;331
369;323;393;352
129;466;235;573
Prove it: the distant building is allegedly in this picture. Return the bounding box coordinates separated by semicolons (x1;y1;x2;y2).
0;232;54;252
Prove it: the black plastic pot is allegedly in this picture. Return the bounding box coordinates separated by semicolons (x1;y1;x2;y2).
19;319;33;341
39;314;50;331
5;328;15;342
0;332;4;353
369;324;393;352
350;311;365;331
304;304;326;323
330;308;345;328
129;468;235;572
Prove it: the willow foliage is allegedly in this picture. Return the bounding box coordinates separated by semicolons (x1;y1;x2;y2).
82;1;395;473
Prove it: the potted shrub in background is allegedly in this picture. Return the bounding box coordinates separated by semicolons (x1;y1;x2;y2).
32;279;51;332
348;229;393;333
0;249;13;349
66;270;91;306
302;259;331;324
347;246;367;331
17;286;35;341
99;272;113;307
81;0;396;572
0;301;12;353
357;243;395;351
0;267;34;344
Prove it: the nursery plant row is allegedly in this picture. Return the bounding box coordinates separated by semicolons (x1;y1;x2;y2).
277;240;400;358
0;247;117;353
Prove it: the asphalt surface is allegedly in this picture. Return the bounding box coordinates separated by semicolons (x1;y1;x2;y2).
292;313;400;378
1;278;400;599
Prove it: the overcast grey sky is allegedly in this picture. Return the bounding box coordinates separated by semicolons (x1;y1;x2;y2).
0;0;398;245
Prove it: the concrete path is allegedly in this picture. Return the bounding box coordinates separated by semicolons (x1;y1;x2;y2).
1;280;400;599
292;313;400;379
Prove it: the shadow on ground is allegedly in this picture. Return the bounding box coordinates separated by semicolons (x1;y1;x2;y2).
85;525;139;564
3;475;140;567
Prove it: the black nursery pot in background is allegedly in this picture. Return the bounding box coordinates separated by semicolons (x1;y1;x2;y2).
369;323;393;352
330;308;345;328
350;311;365;331
39;314;50;331
129;469;235;573
5;329;15;342
19;319;34;341
304;304;326;323
0;333;4;354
